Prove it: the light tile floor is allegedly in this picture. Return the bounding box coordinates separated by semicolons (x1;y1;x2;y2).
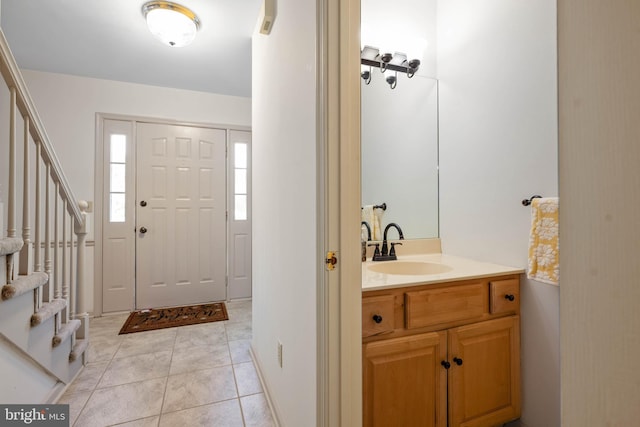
59;300;275;427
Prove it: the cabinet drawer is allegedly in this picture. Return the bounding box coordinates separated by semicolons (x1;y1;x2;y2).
490;278;520;314
363;295;395;338
405;282;487;329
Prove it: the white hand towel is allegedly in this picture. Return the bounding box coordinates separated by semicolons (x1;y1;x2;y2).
361;205;383;241
373;206;384;241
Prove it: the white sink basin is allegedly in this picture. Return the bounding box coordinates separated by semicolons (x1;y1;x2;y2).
367;261;453;276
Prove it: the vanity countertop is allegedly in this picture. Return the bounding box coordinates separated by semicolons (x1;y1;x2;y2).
362;253;525;292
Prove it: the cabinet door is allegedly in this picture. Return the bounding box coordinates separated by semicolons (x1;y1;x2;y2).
448;316;521;427
363;332;447;427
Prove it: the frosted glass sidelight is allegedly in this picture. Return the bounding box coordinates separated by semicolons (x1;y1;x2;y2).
110;193;126;222
235;143;247;168
235;195;247;221
110;134;127;163
110;164;126;193
109;134;127;222
235;169;247;194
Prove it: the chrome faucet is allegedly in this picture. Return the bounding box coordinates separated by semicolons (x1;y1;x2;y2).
361;221;372;262
373;222;404;261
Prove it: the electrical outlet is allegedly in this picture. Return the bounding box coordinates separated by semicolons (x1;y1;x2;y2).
277;341;283;368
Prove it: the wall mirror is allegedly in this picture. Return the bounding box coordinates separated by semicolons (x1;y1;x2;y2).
360;0;439;240
361;74;439;239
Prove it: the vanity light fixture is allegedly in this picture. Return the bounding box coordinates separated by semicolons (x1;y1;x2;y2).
142;1;201;47
386;72;397;89
360;45;421;89
361;67;372;85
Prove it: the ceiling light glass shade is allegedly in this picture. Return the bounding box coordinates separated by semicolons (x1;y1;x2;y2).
142;1;200;47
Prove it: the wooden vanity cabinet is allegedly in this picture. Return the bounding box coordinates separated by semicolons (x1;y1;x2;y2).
363;332;447;427
448;315;520;427
363;275;521;427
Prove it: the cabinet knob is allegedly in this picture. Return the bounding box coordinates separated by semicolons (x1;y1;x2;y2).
505;294;515;301
441;360;451;369
453;357;463;366
372;314;383;324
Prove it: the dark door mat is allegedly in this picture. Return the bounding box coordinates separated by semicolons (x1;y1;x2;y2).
119;302;228;334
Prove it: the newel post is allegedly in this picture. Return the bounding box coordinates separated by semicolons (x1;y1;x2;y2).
74;200;90;339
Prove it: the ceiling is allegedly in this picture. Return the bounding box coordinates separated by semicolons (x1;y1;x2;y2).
0;0;262;98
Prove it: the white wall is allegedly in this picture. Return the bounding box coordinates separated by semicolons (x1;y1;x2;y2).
437;1;559;426
18;70;251;313
361;0;438;78
251;0;317;424
559;1;640;425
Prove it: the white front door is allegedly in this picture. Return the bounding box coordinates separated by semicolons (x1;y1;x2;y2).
135;123;227;309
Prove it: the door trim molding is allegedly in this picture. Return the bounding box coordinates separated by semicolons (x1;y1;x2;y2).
317;0;362;424
94;113;251;316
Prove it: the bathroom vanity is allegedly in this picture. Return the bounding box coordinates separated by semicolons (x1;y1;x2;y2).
362;253;524;427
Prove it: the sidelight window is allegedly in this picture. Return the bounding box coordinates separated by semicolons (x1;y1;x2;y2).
109;134;127;222
234;142;248;221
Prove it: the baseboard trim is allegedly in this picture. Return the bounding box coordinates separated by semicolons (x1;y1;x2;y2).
45;381;69;404
50;364;85;404
250;345;282;427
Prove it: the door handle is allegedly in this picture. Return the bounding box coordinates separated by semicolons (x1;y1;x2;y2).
140;200;147;207
139;227;148;234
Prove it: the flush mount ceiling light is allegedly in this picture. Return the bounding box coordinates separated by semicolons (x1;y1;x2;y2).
142;1;200;47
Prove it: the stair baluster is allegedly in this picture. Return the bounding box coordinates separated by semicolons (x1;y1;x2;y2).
34;141;42;309
7;87;17;283
19;116;33;276
34;141;42;274
54;182;60;301
62;200;69;323
67;226;77;319
43;163;52;302
54;183;61;332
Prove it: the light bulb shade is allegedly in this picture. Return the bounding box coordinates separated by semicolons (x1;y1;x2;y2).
142;1;200;47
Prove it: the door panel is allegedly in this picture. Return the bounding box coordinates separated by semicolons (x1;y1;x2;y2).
136;123;227;308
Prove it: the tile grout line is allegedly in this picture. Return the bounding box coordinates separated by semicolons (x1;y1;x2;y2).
157;327;180;426
228;319;248;426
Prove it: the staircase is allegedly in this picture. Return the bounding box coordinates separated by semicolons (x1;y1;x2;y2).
1;29;90;403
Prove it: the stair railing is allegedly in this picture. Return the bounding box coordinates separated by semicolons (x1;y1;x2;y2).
1;29;89;349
